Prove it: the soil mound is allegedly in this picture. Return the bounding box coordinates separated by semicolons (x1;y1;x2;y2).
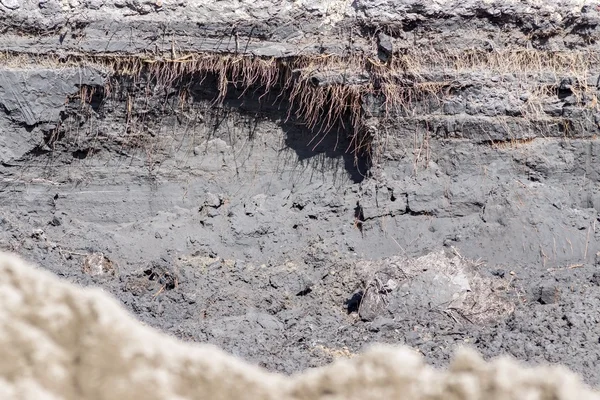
0;251;597;400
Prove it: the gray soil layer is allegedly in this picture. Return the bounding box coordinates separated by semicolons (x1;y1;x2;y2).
2;0;600;388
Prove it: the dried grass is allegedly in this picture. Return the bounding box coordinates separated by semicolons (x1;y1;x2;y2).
1;47;598;156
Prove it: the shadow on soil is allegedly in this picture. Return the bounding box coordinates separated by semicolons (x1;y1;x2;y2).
186;73;372;183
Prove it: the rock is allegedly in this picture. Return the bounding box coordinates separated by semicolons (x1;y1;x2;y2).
543;101;565;117
31;228;45;240
491;269;506;278
357;266;398;322
368;316;401;332
356;252;511;325
358;283;388;322
245;194;267;216
49;216;62;227
559;78;573;90
269;267;313;296
82;252;116;277
377;32;393;62
537;283;560;305
563;95;578;106
203;192;222;209
443;100;465;115
142;258;179;290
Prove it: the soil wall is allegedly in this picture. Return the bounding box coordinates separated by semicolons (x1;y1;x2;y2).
1;0;600;388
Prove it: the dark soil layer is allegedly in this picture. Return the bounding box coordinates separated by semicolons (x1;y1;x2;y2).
1;70;600;386
2;0;600;388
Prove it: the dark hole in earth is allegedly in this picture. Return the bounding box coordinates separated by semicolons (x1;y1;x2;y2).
345;291;363;314
296;287;312;296
144;268;177;290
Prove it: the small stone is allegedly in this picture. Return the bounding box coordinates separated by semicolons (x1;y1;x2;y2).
384;279;398;291
537;283;560;305
377;32;393;60
203;193;221;208
31;229;45;240
482;40;495;51
208;138;229;153
82;252;116;277
49;216;62;227
155;232;162;239
491;269;506;278
563;95;578;106
443;100;465;115
543;101;564;116
559;77;573;90
358;286;388;322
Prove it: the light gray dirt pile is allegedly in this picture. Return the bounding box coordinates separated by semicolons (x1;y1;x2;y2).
1;251;598;400
2;0;600;389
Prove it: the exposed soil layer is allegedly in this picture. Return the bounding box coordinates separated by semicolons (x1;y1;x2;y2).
2;0;600;388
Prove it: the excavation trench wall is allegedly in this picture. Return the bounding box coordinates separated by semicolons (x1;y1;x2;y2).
2;0;600;390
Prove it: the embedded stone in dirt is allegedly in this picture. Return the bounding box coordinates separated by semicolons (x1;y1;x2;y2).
537;283;561;305
144;265;179;291
356;252;514;324
144;257;180;290
123;260;179;297
82;252;116;277
358;267;397;322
